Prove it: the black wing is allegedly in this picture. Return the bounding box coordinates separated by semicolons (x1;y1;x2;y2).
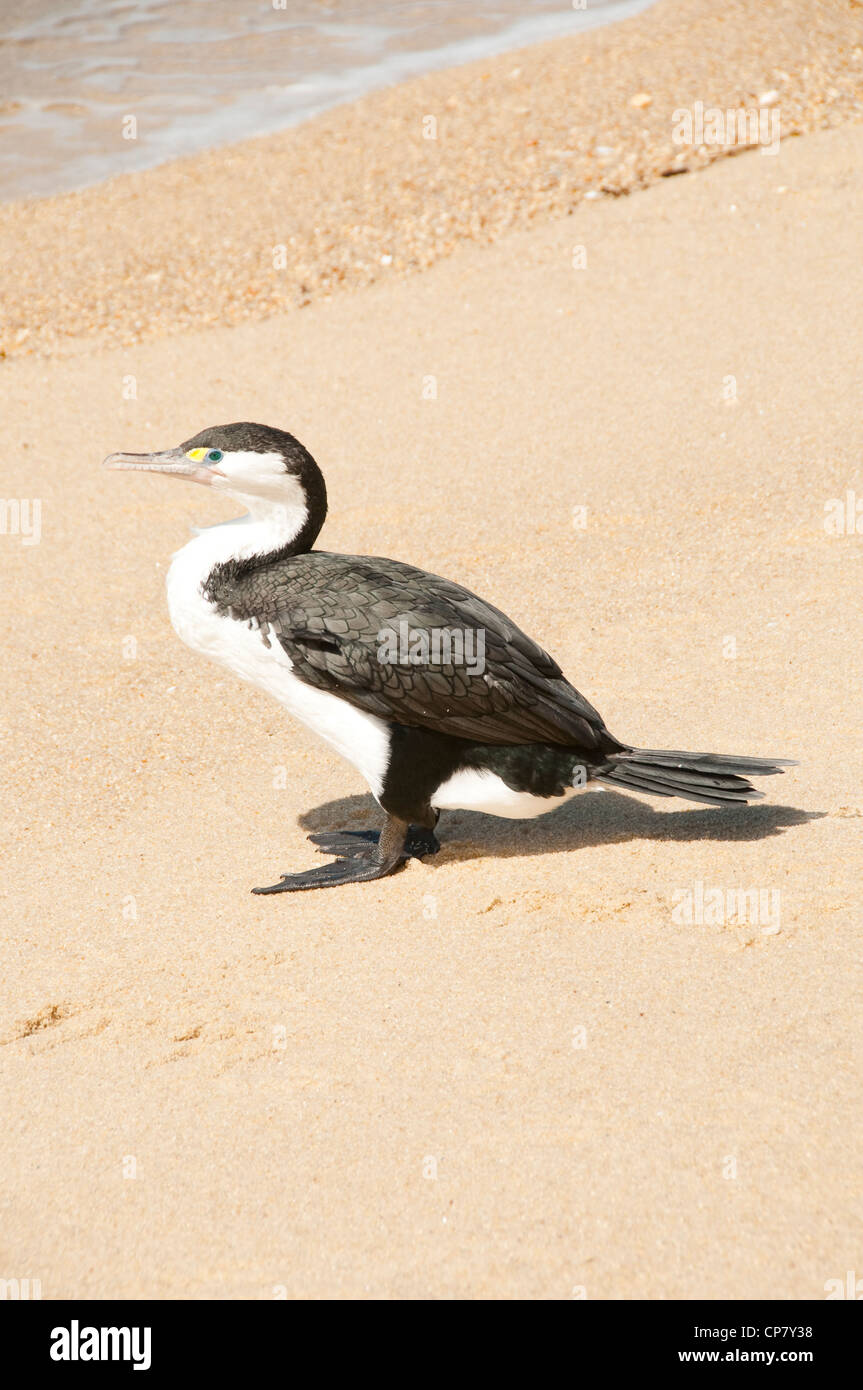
204;551;615;751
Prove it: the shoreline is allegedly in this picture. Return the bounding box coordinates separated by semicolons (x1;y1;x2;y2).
0;0;657;204
2;0;862;361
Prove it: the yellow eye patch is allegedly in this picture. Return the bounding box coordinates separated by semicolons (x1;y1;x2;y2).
186;447;207;461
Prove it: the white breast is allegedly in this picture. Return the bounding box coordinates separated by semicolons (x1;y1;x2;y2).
165;522;391;798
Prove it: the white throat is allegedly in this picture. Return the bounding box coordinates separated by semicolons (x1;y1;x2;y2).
187;485;309;565
185;514;288;565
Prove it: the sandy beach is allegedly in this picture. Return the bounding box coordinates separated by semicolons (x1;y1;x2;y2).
1;0;862;1300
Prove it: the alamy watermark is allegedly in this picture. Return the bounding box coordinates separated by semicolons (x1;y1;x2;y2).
824;489;863;536
377;620;486;676
672;99;780;157
672;880;780;934
50;1322;151;1370
0;498;41;545
824;1271;863;1299
0;1277;42;1299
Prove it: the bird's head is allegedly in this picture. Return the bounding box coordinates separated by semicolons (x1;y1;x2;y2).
104;421;328;549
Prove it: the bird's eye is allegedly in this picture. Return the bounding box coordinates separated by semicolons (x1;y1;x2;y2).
207;450;223;463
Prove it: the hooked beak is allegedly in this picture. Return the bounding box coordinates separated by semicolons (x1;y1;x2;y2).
102;447;224;485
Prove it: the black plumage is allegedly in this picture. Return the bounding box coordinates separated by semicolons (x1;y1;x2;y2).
204;552;615;752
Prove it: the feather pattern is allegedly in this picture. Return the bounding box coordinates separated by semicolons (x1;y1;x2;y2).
203;551;618;754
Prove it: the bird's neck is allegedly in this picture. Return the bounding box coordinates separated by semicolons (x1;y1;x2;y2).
187;492;321;570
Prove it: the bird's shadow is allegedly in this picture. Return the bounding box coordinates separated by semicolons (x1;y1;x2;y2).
298;790;820;864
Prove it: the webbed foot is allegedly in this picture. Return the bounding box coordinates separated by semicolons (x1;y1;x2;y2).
251;815;437;895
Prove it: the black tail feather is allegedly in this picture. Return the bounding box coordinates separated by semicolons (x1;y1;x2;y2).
595;747;795;807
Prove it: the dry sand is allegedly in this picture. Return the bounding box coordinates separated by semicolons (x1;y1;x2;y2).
1;1;862;1300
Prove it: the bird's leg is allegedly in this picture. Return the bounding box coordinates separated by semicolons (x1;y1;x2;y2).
252;814;431;894
404;823;441;857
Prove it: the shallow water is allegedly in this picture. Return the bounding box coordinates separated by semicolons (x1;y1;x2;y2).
0;0;655;202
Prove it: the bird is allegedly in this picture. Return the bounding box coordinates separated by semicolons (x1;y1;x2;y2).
104;421;794;894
